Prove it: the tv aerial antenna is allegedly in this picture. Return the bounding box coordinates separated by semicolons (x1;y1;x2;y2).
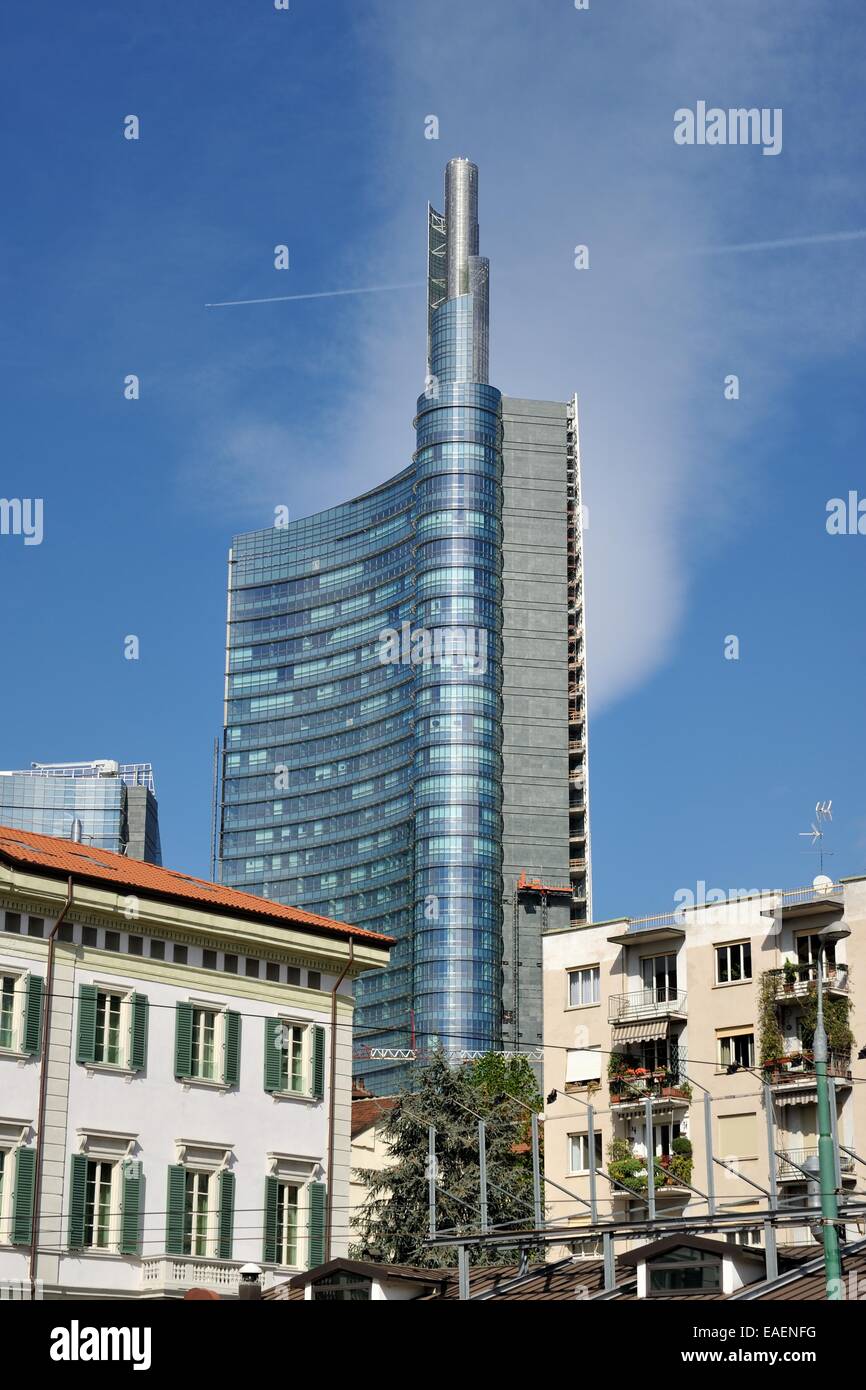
799;800;834;880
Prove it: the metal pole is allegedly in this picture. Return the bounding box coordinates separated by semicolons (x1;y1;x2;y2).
531;1111;542;1229
479;1120;489;1234
814;946;843;1298
644;1097;655;1222
603;1230;615;1290
428;1125;437;1238
703;1091;716;1217
764;1219;778;1281
458;1246;470;1301
828;1076;842;1191
763;1080;779;1212
587;1104;598;1223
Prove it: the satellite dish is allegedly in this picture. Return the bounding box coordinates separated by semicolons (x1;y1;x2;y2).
813;874;834;894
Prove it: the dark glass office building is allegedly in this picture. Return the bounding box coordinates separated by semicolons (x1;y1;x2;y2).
220;161;591;1092
0;760;162;863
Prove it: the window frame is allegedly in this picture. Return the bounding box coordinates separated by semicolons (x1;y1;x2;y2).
190;1005;221;1082
715;940;753;986
567;1131;603;1175
717;1030;755;1071
83;1157;119;1252
566;964;600;1010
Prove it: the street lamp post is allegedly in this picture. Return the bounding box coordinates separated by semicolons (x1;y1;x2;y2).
813;922;850;1300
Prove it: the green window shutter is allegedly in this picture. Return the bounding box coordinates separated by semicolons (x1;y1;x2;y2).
217;1170;235;1259
119;1160;143;1255
174;1001;193;1079
165;1165;186;1255
312;1025;326;1100
129;994;148;1072
223;1010;241;1087
10;1146;36;1245
76;983;98;1065
307;1182;326;1269
263;1175;279;1263
67;1153;88;1249
263;1018;283;1092
22;975;44;1056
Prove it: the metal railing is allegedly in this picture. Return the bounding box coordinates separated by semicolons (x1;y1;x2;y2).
777;1147;855;1180
766;1053;852;1086
772;963;849;996
609;988;687;1023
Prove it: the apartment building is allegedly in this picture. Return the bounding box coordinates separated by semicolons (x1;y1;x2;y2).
543;876;865;1253
0;825;390;1299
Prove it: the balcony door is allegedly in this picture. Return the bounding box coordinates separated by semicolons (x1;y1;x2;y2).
642;953;678;1003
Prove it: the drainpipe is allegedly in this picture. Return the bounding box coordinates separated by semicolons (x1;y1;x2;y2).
324;936;353;1261
30;875;74;1300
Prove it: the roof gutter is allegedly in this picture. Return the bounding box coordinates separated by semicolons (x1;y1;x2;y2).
325;936;353;1260
29;874;74;1300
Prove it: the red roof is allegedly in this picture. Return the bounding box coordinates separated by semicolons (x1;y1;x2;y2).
351;1095;399;1138
0;824;393;948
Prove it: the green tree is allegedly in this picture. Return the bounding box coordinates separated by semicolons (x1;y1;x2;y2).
351;1051;539;1267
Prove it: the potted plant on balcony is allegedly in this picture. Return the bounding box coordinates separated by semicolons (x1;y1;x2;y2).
669;1136;693;1187
783;958;797;992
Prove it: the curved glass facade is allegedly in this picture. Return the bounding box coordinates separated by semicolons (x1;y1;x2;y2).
220;159;591;1092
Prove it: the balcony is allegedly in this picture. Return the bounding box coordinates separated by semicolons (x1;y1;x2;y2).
764;1053;852;1096
608;988;687;1025
140;1256;284;1298
609;1072;692;1109
771;963;850;1001
777;1147;856;1182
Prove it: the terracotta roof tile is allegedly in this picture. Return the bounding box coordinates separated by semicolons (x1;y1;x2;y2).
0;824;393;948
351;1096;398;1138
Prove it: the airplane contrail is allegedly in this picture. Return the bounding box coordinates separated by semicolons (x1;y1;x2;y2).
681;228;866;256
205;281;425;308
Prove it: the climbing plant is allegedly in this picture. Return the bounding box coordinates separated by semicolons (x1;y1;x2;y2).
758;971;786;1064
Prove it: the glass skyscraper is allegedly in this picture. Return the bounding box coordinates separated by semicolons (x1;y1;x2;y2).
0;760;162;864
220;160;591;1092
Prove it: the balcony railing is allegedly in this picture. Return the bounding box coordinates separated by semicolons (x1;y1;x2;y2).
777;1147;856;1181
772;964;849;999
609;1072;692;1106
608;988;687;1023
140;1255;284;1297
763;1053;852;1088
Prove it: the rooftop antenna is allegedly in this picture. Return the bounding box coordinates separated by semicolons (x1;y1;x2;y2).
799;800;834;879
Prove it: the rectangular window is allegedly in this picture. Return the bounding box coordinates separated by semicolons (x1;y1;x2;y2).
26;917;44;938
104;932;120;953
82;927;98;948
94;992;123;1065
568;1132;603;1174
0;975;16;1049
716;941;752;984
202;950;218;971
149;939;165;961
266;963;280;983
183;1170;210;1256
172;944;188;965
280;1024;306;1093
718;1032;755;1069
307;971;321;991
191;1008;217;1080
568;965;600;1008
127;936;143;956
641;953;678;1000
84;1159;115;1249
224;954;238;975
286;967;300;985
275;1181;300;1265
245;959;260;979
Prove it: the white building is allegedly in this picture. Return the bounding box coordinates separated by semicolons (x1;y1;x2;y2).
0;825;391;1299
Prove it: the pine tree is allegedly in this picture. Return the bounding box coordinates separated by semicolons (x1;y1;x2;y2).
351;1051;541;1267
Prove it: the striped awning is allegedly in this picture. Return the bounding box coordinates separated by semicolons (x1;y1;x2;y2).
612;1020;669;1043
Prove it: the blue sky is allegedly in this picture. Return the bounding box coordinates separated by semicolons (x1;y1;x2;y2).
1;0;864;919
